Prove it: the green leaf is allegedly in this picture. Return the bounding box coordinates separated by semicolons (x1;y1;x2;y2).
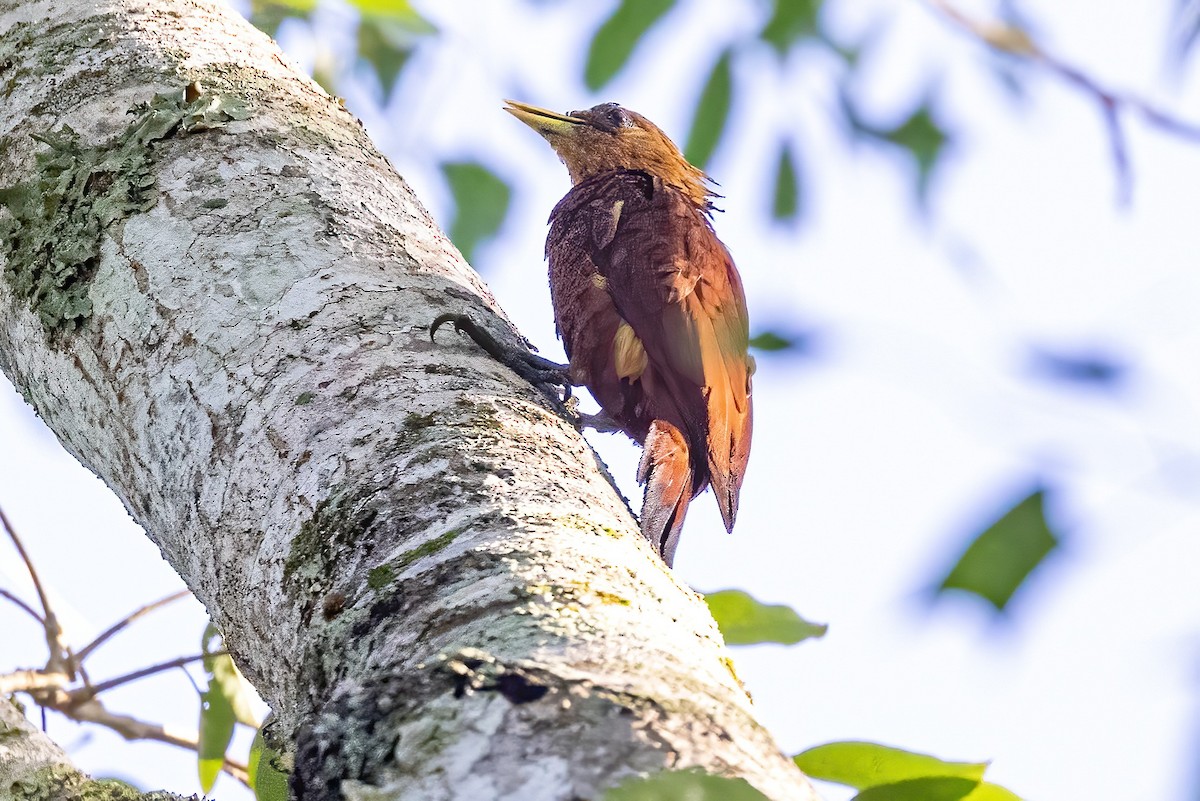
771;141;803;222
841;93;948;205
248;0;317;37
704;589;826;646
853;777;980;801
936;488;1058;611
684;48;734;169
749;331;794;351
249;729;291;801
794;741;987;790
357;18;416;98
878;101;947;204
603;769;771;800
440;161;512;264
198;677;236;792
351;0;435;97
965;784;1024;801
761;0;821;55
348;0;438;24
203;623;259;727
584;0;676;91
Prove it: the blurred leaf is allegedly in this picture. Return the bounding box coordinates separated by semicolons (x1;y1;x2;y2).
795;741;987;790
198;676;236;793
842;93;948;205
198;623;258;792
771;141;803;222
749;331;794;351
1173;0;1200;67
853;777;980;801
585;0;676;91
603;769;771;800
357;20;414;97
1027;347;1127;389
311;47;338;95
354;2;434;98
440;162;512;264
203;623;258;727
879;102;947;204
349;0;437;24
761;0;821;55
704;589;826;646
248;0;316;37
249;729;290;801
989;63;1027;102
965;784;1024;801
936;488;1058;611
684;48;734;169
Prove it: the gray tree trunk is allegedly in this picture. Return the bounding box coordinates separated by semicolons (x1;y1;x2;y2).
0;1;817;799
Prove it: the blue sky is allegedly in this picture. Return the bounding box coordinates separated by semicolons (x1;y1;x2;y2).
3;1;1200;798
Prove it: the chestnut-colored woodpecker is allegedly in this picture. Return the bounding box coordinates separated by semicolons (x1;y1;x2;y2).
437;101;753;566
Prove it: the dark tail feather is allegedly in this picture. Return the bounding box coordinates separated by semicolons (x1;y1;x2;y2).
637;420;694;566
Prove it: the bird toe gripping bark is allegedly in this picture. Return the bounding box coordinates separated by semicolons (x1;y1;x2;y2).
430;313;573;406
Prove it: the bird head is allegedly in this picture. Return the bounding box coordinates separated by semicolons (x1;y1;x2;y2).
504;100;714;209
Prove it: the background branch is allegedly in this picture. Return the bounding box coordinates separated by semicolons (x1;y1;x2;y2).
925;0;1200;202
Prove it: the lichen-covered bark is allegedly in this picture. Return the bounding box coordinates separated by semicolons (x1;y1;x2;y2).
0;1;817;800
0;698;184;801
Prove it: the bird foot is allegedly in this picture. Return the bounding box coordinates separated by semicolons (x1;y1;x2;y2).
431;313;573;407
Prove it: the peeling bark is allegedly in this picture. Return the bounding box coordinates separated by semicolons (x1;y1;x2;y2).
0;1;817;799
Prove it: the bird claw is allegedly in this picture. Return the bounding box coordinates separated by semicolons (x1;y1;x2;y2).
431;313;574;407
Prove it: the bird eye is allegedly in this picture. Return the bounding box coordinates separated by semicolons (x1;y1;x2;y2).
607;107;633;128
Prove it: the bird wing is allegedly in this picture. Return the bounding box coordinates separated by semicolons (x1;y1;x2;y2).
590;172;753;531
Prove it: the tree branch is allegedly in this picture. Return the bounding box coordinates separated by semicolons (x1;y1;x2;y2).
0;667;249;787
924;0;1200;203
0;587;44;624
0;505;68;673
75;589;190;661
81;652;213;696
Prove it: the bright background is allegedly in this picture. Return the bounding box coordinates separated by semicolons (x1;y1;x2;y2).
3;1;1200;798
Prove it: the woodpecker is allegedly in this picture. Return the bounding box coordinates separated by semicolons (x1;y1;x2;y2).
437;101;753;566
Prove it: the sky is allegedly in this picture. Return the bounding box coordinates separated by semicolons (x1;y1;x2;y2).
3;1;1200;799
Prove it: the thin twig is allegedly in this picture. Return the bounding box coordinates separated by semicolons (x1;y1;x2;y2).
1;665;250;787
0;506;53;619
58;696;250;786
924;0;1200;203
84;652;217;697
0;507;246;786
0;505;68;673
0;588;44;624
75;589;191;661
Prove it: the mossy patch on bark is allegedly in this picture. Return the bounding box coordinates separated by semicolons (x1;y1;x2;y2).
0;85;250;333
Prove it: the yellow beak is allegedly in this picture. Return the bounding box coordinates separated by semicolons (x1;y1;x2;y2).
503;99;587;137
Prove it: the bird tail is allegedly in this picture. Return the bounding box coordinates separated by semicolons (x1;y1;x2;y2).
637;420;694;566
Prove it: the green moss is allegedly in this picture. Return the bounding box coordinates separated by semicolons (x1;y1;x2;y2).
403;411;436;430
0;85;251;333
283;491;377;592
367;564;395;590
9;765;81;800
394;528;462;571
78;778;148;801
295;391;315;405
592;589;632;606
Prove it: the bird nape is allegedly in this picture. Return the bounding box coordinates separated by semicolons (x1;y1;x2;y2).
433;100;753;567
